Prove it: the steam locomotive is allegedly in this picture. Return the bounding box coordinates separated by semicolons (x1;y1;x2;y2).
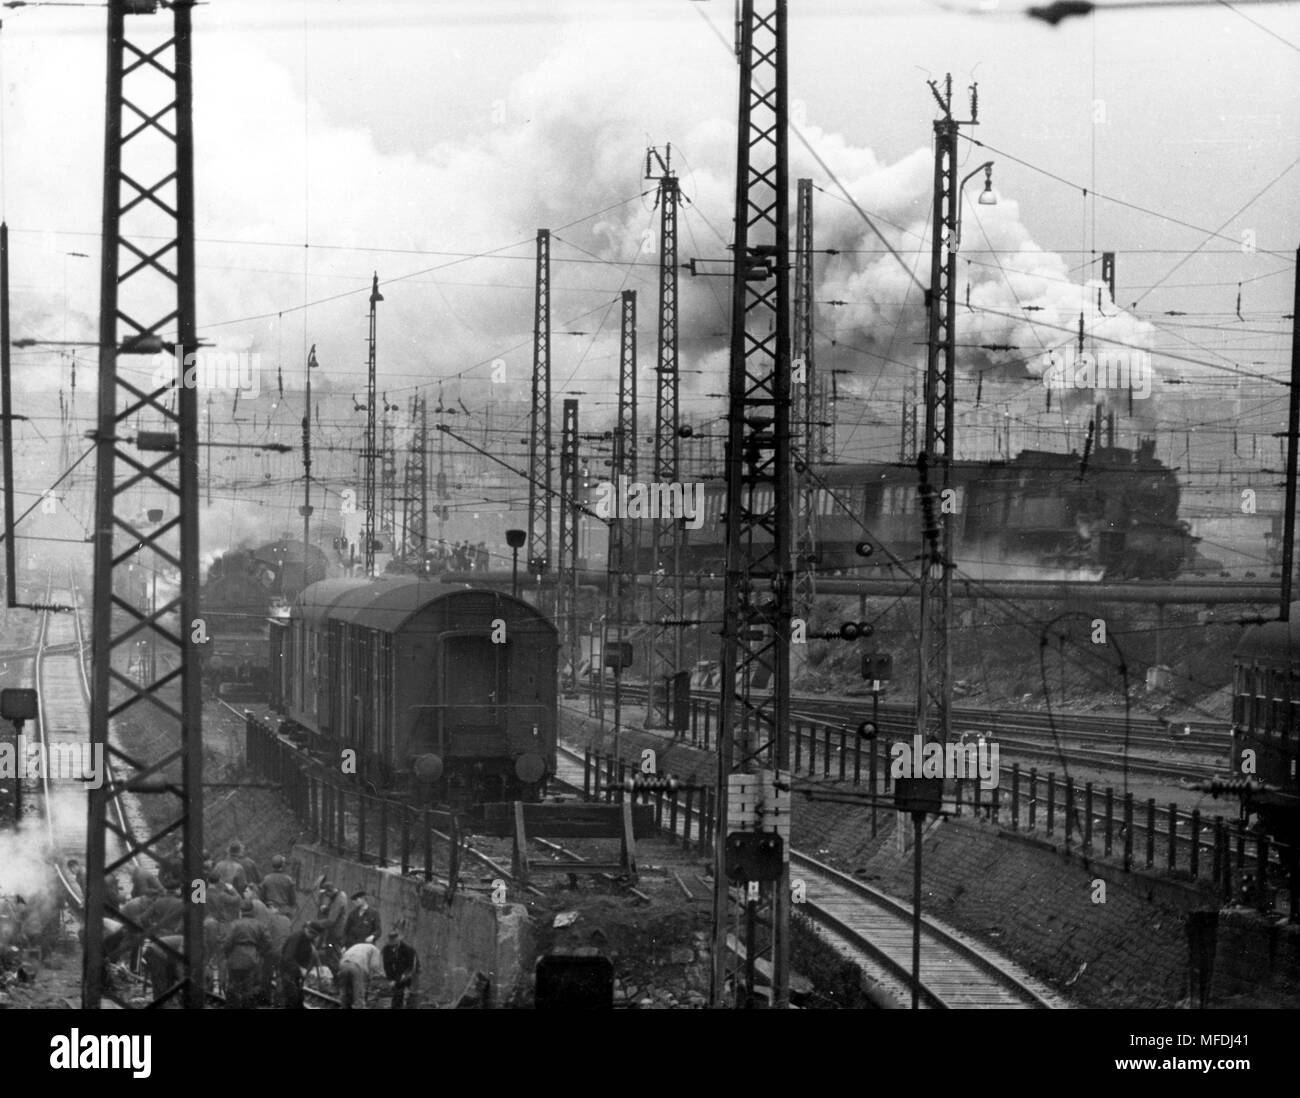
650;441;1194;581
268;577;557;803
200;539;331;699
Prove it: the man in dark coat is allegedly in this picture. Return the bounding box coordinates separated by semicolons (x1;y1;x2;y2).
230;840;262;887
279;921;322;1009
342;890;381;947
315;881;347;953
213;843;248;893
381;928;419;1009
224;897;272;1008
259;854;296;914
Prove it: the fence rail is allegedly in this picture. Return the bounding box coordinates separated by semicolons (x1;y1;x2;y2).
243;712;463;888
247;702;1292;916
585;691;1293;912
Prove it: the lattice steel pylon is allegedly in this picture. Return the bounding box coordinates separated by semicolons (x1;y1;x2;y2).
646;148;682;729
527;229;552;580
406;395;428;571
85;0;204;1009
380;408;397;547
557;399;580;690
900;373;918;462
711;0;792;1010
916;75;976;749
363;273;383;577
604;291;638;734
792;177;817;618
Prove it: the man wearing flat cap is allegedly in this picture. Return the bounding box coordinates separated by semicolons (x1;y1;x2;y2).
315;880;347;953
279;921;323;1009
382;926;419;1009
343;890;381;948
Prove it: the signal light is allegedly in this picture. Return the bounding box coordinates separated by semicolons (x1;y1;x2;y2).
861;653;893;681
857;721;877;740
838;621;873;641
855;542;874;558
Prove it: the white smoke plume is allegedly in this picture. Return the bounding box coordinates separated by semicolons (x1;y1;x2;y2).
2;19;1161;455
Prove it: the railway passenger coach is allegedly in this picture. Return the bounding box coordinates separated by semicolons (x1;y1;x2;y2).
270;577;557;803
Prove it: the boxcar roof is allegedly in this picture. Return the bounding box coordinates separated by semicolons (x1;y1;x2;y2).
1236;614;1300;664
295;578;555;636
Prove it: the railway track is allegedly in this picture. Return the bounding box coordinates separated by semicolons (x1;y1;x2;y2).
553;739;1059;1008
29;570;137;910
31;577;95;906
597;681;1223;781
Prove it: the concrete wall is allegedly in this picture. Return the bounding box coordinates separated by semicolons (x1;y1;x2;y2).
289;844;533;1006
1209;909;1300;1004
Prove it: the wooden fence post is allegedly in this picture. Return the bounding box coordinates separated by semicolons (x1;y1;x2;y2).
1123;793;1134;871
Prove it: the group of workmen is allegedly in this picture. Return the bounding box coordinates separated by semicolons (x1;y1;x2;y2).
84;840;420;1009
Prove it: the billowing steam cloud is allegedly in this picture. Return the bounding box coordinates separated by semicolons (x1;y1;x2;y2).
4;19;1160;462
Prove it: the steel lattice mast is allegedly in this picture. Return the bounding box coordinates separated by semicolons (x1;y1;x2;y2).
900;373;918;462
85;0;204;1009
711;0;792;1010
406;395;428;571
792;178;818;618
605;290;638;747
380;406;397;550
363;273;383;577
527;229;552;581
557;399;580;690
646;148;682;729
916;76;975;749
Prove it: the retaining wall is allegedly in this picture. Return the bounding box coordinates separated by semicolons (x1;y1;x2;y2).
289;844;534;1006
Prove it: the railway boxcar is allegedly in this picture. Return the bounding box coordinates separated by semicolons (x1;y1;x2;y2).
1232;617;1300;843
273;577;557;803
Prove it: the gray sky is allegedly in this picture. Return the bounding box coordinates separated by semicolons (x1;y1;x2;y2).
2;0;1297;473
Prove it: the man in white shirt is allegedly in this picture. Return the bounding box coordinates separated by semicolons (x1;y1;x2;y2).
336;939;386;1008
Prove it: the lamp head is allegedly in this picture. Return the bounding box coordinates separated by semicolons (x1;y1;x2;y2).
978;164;997;206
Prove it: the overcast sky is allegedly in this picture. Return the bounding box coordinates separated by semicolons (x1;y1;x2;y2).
2;0;1297;475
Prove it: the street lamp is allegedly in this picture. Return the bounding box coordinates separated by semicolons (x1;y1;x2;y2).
506;529;526;599
953;162;997;253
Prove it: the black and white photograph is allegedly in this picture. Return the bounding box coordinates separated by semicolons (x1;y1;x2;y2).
0;0;1295;1073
